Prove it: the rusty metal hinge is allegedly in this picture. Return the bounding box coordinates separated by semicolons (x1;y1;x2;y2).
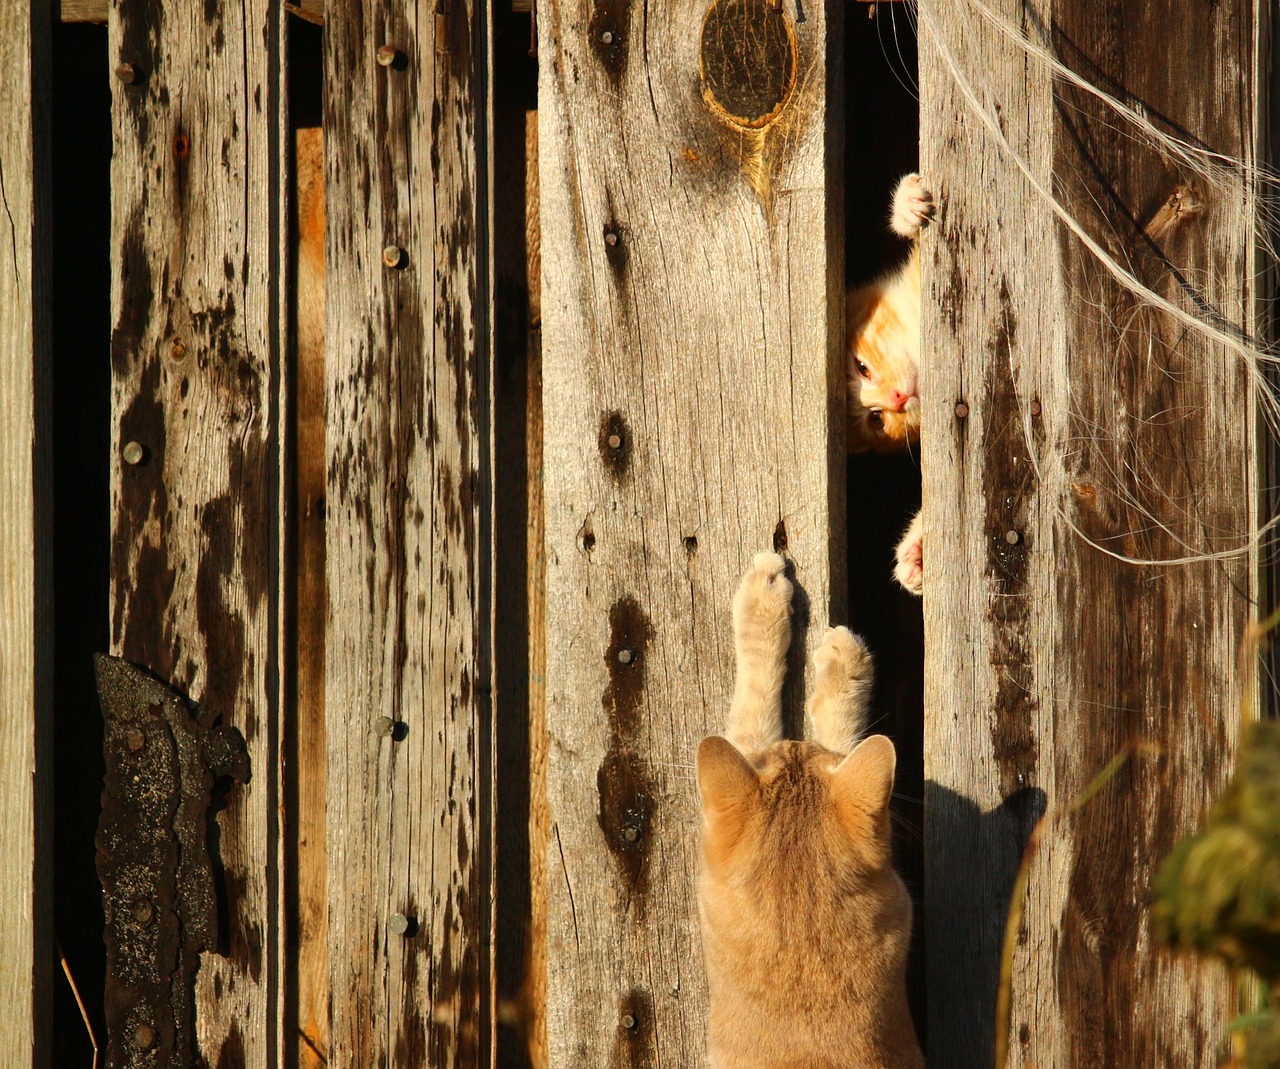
94;655;249;1069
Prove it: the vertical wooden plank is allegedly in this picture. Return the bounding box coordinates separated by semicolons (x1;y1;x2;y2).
920;1;1256;1065
292;123;328;1069
323;0;494;1062
538;0;844;1061
0;1;53;1065
108;0;285;1062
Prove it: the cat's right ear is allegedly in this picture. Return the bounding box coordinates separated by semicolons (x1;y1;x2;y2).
696;735;759;817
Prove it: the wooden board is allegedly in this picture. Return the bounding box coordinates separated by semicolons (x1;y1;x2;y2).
292;124;327;1069
919;1;1257;1064
322;2;495;1063
107;0;286;1063
0;1;53;1065
537;0;845;1061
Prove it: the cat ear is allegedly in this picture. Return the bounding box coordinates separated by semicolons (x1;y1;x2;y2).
697;735;759;816
830;734;896;826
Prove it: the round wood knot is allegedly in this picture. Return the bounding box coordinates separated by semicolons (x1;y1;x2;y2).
699;0;796;129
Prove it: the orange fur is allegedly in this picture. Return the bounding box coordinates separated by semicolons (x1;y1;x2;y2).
697;554;923;1069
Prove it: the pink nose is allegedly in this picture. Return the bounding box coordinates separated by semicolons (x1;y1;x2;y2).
887;389;912;411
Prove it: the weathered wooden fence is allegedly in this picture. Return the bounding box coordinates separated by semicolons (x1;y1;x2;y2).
0;0;1270;1066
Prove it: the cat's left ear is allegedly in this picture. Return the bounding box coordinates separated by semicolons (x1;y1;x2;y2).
830;734;896;826
696;735;759;816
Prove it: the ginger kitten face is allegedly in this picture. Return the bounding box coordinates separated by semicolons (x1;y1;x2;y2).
847;253;922;454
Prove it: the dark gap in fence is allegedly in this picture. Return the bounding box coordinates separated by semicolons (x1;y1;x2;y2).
842;5;926;1046
493;2;541;1065
285;14;325;1069
50;19;111;1068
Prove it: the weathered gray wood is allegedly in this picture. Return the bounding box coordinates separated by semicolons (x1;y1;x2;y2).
920;2;1256;1065
538;0;845;1060
322;2;495;1063
108;0;286;1063
0;2;53;1066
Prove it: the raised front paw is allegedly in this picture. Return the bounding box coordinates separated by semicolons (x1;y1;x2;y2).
813;626;873;691
893;511;923;596
889;173;935;239
732;551;793;649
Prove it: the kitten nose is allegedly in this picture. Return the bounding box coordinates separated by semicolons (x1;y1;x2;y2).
887;388;913;411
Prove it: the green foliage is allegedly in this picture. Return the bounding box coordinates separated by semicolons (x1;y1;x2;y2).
1153;721;1280;982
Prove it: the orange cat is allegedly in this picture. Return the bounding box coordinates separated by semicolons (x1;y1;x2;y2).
847;174;933;596
696;553;923;1069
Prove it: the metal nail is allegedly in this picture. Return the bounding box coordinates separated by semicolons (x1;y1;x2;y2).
126;728;146;752
1004;529;1021;546
601;30;614;44
1030;399;1042;416
621;825;640;843
617;649;633;665
115;63;138;84
376;45;399;66
388;912;413;936
134;1024;155;1049
954;401;969;419
604;231;619;247
607;433;622;450
621;1012;637;1030
382;245;405;269
122;441;145;466
134;900;154;924
374;716;397;738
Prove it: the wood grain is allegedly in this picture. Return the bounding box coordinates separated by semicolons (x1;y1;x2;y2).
322;2;494;1063
292;124;327;1069
0;1;53;1065
537;0;844;1061
107;0;286;1063
919;2;1256;1065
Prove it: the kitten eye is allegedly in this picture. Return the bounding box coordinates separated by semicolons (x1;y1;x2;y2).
867;408;884;430
855;359;871;378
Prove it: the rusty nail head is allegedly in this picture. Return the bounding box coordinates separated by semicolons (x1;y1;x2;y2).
1030;399;1042;416
134;1024;155;1049
607;433;623;450
115;63;137;84
1004;529;1021;545
601;29;614;44
134;899;154;923
170;340;186;360
617;648;633;665
376;45;399;66
388;912;412;936
126;727;146;752
383;245;404;268
604;231;619;247
954;401;969;419
621;825;640;843
123;441;145;466
622;1012;637;1030
374;716;396;738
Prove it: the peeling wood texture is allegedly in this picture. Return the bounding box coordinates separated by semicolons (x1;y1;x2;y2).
107;0;286;1063
537;0;844;1061
920;2;1258;1066
94;655;250;1069
0;1;53;1066
322;2;495;1064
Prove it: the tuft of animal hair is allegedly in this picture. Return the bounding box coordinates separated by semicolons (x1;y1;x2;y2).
913;0;1280;567
697;553;923;1069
